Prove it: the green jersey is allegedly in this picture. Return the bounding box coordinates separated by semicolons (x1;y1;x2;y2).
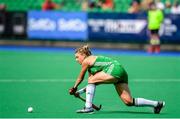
88;56;128;83
148;9;164;30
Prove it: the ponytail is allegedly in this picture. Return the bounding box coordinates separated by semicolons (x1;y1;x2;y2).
75;45;92;56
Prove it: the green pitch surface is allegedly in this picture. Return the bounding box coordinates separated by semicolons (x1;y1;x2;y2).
0;48;180;118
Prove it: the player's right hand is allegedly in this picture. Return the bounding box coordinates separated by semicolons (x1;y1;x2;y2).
69;87;77;95
74;92;80;98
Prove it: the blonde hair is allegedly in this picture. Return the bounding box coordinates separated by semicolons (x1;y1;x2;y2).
75;45;92;56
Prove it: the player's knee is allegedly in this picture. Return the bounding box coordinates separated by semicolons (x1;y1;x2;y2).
122;97;134;106
88;77;101;85
88;78;95;84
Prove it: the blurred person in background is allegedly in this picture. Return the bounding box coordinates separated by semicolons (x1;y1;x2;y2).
164;0;171;14
171;1;180;14
88;0;97;9
98;0;114;11
81;0;114;11
128;0;141;13
42;0;60;10
81;0;89;11
0;3;6;12
147;2;164;53
155;0;165;10
81;0;97;11
141;0;153;11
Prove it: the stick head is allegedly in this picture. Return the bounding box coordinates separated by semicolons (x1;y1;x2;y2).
96;104;102;111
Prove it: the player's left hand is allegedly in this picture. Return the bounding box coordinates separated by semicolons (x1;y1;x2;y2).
69;87;77;95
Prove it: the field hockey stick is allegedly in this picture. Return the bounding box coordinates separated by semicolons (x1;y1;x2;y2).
75;94;102;111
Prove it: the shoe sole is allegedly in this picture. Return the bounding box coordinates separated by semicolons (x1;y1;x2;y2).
76;111;94;114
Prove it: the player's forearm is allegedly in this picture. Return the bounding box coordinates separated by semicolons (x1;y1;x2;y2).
74;69;86;88
74;78;83;88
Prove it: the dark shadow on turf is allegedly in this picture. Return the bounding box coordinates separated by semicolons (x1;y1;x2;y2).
96;110;153;115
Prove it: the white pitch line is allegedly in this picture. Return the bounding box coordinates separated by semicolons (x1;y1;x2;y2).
0;79;179;83
0;117;180;119
132;79;180;83
0;79;73;83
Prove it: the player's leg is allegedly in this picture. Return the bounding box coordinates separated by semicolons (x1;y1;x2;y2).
87;72;117;107
149;30;160;53
154;33;161;53
76;83;95;113
88;71;118;84
115;83;165;114
77;71;117;113
148;30;155;53
114;83;133;106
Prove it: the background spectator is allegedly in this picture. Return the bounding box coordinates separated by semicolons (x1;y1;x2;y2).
81;0;88;11
42;0;60;11
128;0;141;13
164;0;171;14
147;2;164;53
141;0;153;11
98;0;114;11
155;0;165;10
81;0;97;11
171;1;180;14
88;0;97;9
0;3;6;12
